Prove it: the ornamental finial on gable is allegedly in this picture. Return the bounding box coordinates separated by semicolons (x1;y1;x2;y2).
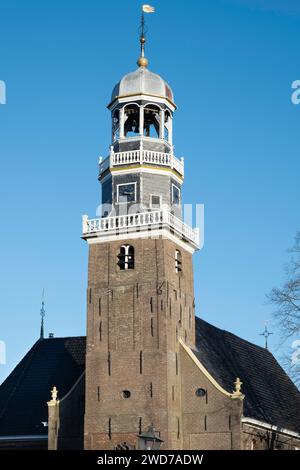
232;377;245;400
50;386;58;402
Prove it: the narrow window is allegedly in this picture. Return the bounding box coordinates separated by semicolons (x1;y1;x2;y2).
150;297;153;313
204;416;207;431
151;318;154;337
118;245;135;270
149;382;153;398
228;415;231;430
161;300;163;311
99;297;101;316
89;288;92;304
97;386;100;402
172;184;181;206
136;283;139;298
139;417;142;434
177;417;180;439
175;352;178;375
108;352;111;376
175;250;182;274
169;299;172;318
172;385;175;401
140;350;143;374
108;418;112;440
99;322;102;341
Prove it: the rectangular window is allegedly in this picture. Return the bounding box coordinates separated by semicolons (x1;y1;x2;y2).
117;182;136;203
150;194;162;209
172;184;181;206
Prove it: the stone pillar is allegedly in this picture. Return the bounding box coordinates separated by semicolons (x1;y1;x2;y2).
47;386;60;450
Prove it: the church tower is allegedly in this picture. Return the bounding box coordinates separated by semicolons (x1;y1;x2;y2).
82;26;199;450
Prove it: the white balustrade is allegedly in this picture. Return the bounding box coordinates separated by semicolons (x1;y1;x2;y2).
98;150;184;177
82;210;199;247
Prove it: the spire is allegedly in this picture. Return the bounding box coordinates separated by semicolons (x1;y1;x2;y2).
137;5;155;67
259;321;273;350
40;289;46;340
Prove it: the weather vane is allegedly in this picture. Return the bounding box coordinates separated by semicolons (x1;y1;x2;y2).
40;288;46;340
137;5;155;67
259;321;273;350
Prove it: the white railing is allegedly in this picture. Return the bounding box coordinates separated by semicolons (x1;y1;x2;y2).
99;149;184;177
82;210;199;247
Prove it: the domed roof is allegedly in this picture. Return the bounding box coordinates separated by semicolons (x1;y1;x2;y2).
111;67;174;103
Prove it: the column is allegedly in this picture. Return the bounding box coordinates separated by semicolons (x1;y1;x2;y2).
120;106;125;139
168;115;173;145
159;109;165;139
139;105;144;136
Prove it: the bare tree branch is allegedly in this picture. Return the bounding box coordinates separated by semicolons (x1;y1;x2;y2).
267;232;300;385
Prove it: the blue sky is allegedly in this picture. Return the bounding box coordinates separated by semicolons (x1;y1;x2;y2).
0;0;300;384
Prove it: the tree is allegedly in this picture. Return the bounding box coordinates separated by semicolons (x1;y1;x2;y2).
268;232;300;387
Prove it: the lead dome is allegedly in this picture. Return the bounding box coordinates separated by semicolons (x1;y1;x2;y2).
111;66;174;103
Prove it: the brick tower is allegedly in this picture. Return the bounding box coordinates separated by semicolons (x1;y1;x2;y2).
82;31;199;450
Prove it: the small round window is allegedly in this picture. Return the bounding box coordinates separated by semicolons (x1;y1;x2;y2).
195;388;206;397
122;390;131;399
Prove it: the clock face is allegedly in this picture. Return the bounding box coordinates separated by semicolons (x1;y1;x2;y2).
118;183;136;203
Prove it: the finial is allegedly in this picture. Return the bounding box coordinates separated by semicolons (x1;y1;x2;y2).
50;386;58;402
259;321;273;349
137;36;148;68
40;288;45;340
232;377;245;400
137;5;155;67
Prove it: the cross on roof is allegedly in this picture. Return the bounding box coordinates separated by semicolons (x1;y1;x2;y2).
260;321;273;350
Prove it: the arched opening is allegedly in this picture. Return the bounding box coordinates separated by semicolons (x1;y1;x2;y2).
117;245;135;270
124;104;140;137
143;104;160;138
112;109;120;141
175;249;182;275
164;110;172;143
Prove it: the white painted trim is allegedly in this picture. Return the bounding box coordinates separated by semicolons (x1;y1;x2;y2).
116;182;137;204
241;417;300;439
109;167;183;184
108;94;176;113
85;227;197;254
178;338;233;398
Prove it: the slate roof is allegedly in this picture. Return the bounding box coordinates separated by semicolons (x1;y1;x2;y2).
0;318;300;438
0;337;85;437
194;318;300;434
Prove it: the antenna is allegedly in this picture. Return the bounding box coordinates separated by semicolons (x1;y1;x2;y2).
40;289;46;340
259;321;273;350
